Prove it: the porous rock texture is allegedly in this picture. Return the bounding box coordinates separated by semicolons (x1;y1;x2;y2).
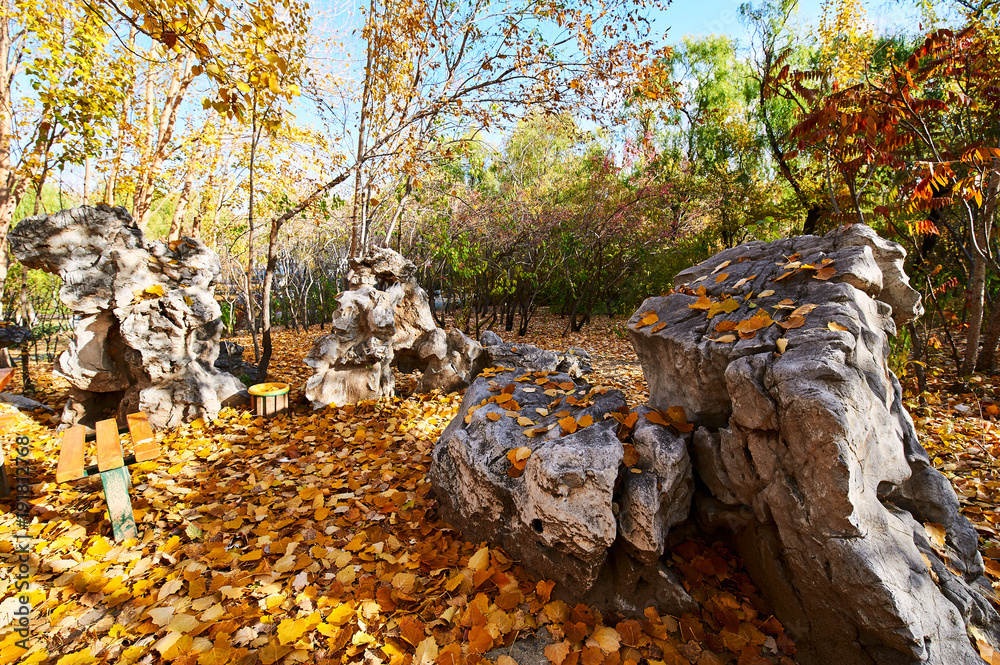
628;223;1000;664
304;248;488;408
214;340;257;379
8;204;246;428
430;368;696;615
0;322;32;348
478;329;594;378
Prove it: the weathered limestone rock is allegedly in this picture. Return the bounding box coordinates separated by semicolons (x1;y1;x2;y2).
8;204;246;428
556;347;592;378
481;332;593;378
479;330;503;346
483;342;560;373
0;323;32;348
307;253;598;406
417;328;488;393
349;247;438;355
430;368;695;614
305;248;485;406
304;287;396;409
214;340;256;379
628;224;998;665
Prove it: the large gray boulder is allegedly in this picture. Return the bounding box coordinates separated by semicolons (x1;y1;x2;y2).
628;224;998;664
8;204;245;428
430;368;695;614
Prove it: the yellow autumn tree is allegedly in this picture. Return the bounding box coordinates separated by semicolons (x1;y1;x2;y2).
817;0;874;85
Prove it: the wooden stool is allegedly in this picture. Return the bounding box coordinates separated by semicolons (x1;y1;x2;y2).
248;382;290;417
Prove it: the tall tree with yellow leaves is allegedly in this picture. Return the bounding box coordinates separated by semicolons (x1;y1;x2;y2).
0;0;128;310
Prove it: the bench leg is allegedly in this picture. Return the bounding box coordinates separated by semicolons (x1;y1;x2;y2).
0;461;9;498
100;466;138;541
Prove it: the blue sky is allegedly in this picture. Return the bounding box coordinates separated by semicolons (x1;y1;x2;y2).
651;0;929;50
654;0;824;47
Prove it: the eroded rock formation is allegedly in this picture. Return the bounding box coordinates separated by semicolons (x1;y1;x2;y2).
430;369;696;615
304;248;487;408
305;247;599;407
628;223;999;664
8;204;246;428
431;223;1000;664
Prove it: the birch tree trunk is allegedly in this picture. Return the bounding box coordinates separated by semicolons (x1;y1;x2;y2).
167;135;206;241
132;51;196;230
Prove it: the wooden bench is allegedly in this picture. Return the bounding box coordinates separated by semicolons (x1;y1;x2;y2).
57;412;161;541
0;367;21;496
0;367;15;393
0;413;19;497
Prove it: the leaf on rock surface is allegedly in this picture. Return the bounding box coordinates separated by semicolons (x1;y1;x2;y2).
688;294;713;311
776;316;805;330
637;312;659;327
813;265;836;280
789;303;817;318
711;260;731;274
706;298;739;320
735;313;773;336
559;415;579;435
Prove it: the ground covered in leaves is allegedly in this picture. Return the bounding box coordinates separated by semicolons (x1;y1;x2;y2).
1;314;998;665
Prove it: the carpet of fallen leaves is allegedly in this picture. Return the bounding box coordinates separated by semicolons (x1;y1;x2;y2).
0;313;998;665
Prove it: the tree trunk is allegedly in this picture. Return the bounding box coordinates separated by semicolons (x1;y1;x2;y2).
976;300;1000;372
246;108;261;364
83;157;91;205
133;52;196;230
963;161;999;374
961;254;987;376
257;214;285;383
167;135;206;241
974;163;1000;370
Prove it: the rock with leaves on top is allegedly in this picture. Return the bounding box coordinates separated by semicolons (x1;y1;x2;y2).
481;331;593;378
431;367;696;615
628;223;998;665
